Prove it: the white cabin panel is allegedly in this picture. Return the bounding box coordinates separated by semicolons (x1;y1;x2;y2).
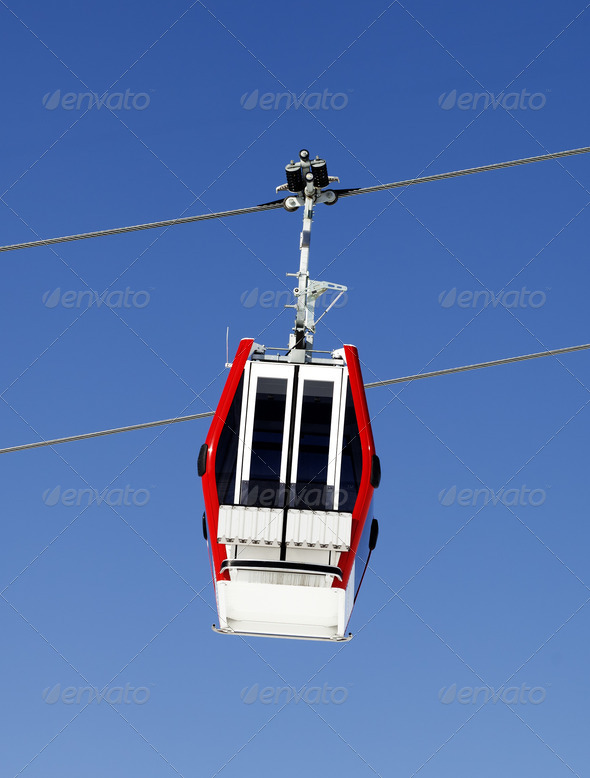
217;505;282;545
216;580;348;639
285;509;352;550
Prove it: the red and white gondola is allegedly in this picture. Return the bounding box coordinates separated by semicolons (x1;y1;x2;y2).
199;151;380;641
199;338;380;640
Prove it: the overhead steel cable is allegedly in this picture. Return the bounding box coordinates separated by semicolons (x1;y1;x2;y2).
335;145;590;198
0;411;215;454
2;343;588;455
1;146;589;254
0;199;285;253
363;342;590;388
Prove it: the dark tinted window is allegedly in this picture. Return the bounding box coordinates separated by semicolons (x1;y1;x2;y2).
243;377;287;507
215;377;244;505
338;385;362;512
293;380;333;511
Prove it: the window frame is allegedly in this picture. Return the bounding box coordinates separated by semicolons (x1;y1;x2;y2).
234;362;295;505
289;365;345;512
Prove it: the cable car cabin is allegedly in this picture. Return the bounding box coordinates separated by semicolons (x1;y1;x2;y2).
199;338;380;641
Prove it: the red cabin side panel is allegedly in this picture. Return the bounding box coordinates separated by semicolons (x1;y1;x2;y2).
334;344;376;590
202;338;254;583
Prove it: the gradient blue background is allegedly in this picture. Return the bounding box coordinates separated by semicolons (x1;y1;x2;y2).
2;1;590;775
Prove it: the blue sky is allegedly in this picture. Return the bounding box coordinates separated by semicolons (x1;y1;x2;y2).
2;1;590;775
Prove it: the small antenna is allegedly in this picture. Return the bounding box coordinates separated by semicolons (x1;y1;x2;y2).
225;326;231;368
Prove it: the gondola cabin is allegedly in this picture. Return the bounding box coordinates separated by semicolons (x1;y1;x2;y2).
199;338;380;641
